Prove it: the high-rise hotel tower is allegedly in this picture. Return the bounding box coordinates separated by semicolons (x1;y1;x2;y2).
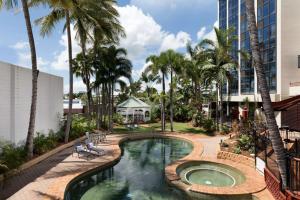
218;0;300;104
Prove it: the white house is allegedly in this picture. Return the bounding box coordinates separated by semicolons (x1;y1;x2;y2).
116;96;151;123
0;61;63;144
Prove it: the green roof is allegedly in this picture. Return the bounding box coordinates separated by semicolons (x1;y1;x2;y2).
117;96;150;108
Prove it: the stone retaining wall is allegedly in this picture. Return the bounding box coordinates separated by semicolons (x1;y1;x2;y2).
217;150;255;168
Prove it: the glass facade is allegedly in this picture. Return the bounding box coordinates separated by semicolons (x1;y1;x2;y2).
219;0;227;30
219;0;228;95
240;0;255;94
257;0;277;93
228;0;239;95
218;0;277;96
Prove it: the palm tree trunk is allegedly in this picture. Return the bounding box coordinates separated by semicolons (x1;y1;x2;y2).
64;11;73;143
220;82;224;131
108;82;112;131
170;68;174;132
161;73;166;132
21;0;38;159
96;87;100;129
245;0;287;187
110;84;114;131
100;84;104;128
215;83;219;131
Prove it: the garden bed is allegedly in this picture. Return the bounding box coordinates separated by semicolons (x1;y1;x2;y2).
220;134;254;158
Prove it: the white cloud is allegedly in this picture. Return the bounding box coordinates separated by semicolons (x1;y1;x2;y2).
10;41;49;71
10;41;29;50
50;24;81;71
130;0;214;12
196;21;219;42
117;5;166;62
159;31;191;52
197;27;206;40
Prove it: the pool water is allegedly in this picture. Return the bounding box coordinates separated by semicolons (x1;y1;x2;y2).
186;168;235;187
65;138;193;200
179;162;246;187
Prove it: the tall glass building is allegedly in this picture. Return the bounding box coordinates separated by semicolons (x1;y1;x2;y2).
218;0;300;104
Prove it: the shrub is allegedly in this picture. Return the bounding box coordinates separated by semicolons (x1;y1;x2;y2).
192;112;205;127
0;160;9;174
0;143;26;171
203;118;215;133
150;106;160;121
34;132;58;155
234;146;241;154
220;124;230;135
70;115;95;140
113;113;124;124
174;105;195;122
238;134;253;151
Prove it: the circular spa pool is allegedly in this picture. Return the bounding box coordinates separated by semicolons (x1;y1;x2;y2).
65;138;193;200
178;161;246;187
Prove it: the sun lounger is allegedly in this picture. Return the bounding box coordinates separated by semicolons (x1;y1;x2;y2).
72;143;92;159
86;141;105;156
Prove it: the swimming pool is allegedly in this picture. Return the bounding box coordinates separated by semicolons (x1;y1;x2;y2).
65;138;193;200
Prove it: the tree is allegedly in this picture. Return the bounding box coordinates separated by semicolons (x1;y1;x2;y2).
71;0;124;115
245;0;287;187
35;0;76;143
200;28;238;130
140;72;159;98
35;0;124;141
185;43;208;111
145;55;168;132
72;52;94;116
1;0;38;159
94;45;132;131
160;50;184;132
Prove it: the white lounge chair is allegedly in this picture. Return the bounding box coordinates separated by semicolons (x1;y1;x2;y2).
85;141;105;156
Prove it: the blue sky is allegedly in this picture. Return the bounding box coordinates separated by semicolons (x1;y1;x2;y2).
0;0;217;93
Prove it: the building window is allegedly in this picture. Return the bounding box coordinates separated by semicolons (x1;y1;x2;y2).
145;111;150;118
298;55;300;68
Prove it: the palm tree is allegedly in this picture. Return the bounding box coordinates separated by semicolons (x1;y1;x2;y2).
140;72;159;98
1;0;38;159
185;43;208;111
245;0;287;187
200;28;238;130
72;0;124;115
35;0;124;142
34;0;75;143
145;55;168;132
94;45;132;131
160;50;184;132
72;52;94;116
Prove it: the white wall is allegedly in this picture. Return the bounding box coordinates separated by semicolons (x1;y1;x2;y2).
0;61;63;145
279;0;300;100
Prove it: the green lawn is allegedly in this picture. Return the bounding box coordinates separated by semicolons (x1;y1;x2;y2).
113;122;212;135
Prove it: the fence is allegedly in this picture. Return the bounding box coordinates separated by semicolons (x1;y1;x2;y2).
255;126;300;193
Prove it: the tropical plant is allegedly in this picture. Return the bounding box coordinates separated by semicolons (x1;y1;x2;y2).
245;0;287;187
145;54;168;131
93;45;132;131
34;0;124;142
159;50;184;132
200;28;238;131
140;72;160;98
72;52;94;116
0;0;38;159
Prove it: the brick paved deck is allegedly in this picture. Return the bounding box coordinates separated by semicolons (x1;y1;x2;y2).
2;133;274;200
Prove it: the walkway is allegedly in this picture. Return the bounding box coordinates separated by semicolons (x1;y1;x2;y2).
197;136;227;157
